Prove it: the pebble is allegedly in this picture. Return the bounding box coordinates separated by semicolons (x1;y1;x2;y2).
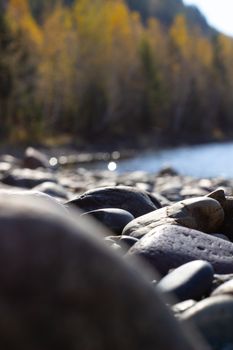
33;181;71;200
105;235;139;251
212;274;233;291
81;208;134;234
3;149;233;349
172;299;197;316
157;260;214;303
211;279;233;297
0;194;207;350
123;197;224;239
128;225;233;275
67;185;162;218
207;189;233;241
2;168;56;188
181;295;233;350
23;147;51;169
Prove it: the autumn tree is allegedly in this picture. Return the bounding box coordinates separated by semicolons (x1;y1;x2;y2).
38;3;77;135
4;0;42;141
0;2;12;137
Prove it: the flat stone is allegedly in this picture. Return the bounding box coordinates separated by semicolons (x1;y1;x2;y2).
0;196;207;350
67;186;162;218
157;260;214;302
123;197;224;239
128;225;233;275
81;208;134;234
181;295;233;350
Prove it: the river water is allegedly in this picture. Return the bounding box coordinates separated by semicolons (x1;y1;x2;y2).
101;142;233;178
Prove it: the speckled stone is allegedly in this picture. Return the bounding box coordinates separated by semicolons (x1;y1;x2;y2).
128;225;233;275
123;197;224;239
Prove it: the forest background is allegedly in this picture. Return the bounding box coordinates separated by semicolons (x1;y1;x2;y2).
1;0;233;148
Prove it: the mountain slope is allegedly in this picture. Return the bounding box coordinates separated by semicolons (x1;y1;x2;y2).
126;0;214;35
28;0;214;36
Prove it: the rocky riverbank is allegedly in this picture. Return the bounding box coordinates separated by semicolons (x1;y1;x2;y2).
1;147;233;349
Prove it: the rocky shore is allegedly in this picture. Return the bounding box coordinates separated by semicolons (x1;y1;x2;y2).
1;147;233;349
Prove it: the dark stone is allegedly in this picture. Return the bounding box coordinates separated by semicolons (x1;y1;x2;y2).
81;208;134;234
23;147;50;169
120;235;139;248
33;181;70;200
181;295;233;350
207;189;233;241
157;166;179;177
0;195;207;350
123;197;224;239
128;225;233;275
1;168;56;189
67;186;162;218
157;260;214;303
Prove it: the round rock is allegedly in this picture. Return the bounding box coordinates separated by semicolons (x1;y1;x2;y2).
181;295;233;350
157;260;214;303
81;208;134;234
0;196;208;350
67;185;162;218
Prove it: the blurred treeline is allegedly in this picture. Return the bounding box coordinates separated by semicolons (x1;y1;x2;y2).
1;0;233;145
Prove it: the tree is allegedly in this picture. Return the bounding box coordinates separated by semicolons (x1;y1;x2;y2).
4;0;42;141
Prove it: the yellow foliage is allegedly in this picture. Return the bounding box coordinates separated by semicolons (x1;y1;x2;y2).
170;15;190;59
7;0;42;47
194;36;213;68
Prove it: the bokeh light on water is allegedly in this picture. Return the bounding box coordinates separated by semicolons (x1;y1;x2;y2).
108;162;117;171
